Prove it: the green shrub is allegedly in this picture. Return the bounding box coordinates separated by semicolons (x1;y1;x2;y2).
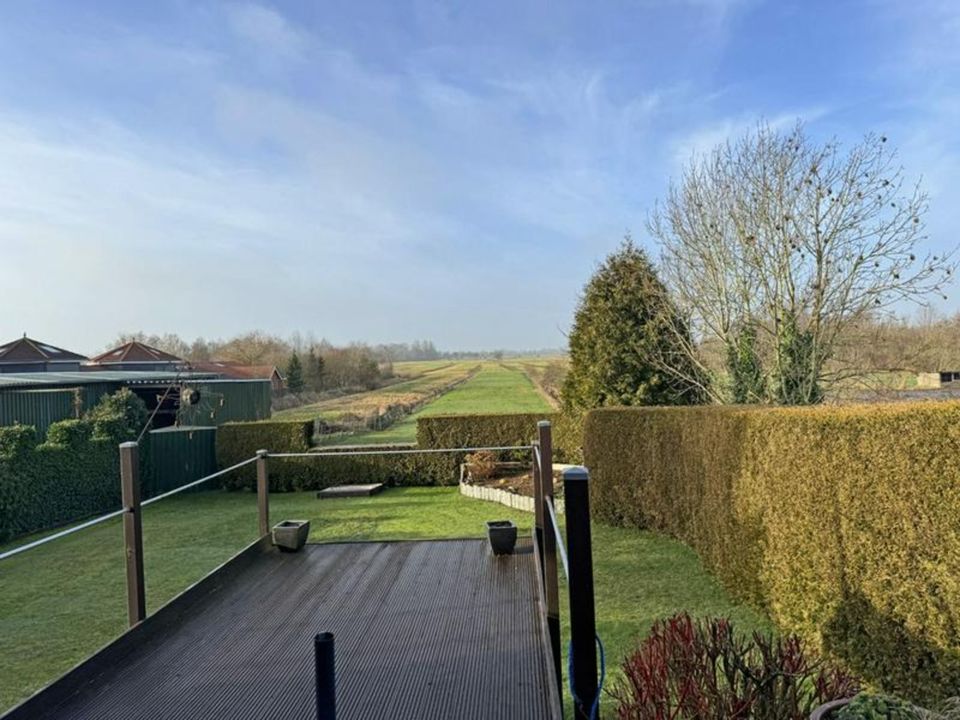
85;388;149;441
0;424;36;458
584;402;960;703
837;693;919;720
46;419;93;448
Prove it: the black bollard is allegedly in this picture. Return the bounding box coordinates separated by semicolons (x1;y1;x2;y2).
564;467;598;720
314;632;336;720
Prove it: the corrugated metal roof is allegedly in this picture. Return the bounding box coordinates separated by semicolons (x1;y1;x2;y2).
0;371;220;390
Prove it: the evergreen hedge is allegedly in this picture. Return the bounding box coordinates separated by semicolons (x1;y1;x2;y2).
0;421;119;541
583;403;960;703
215;411;585;492
216;420;312;490
416;411;583;463
216;420;459;490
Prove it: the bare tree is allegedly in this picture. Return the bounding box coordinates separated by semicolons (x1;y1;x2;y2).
649;121;955;404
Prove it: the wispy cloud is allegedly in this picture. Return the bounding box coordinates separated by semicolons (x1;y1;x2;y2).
4;0;960;347
226;2;307;59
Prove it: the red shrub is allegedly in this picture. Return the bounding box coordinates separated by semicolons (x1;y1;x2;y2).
614;613;859;720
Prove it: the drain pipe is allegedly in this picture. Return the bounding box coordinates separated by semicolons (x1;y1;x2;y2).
315;632;336;720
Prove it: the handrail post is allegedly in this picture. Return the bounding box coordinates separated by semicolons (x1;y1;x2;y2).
564;466;598;720
532;442;544;575
256;449;270;538
538;421;562;708
120;441;146;627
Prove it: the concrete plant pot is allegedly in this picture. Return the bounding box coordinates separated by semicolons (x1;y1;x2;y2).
272;520;310;552
810;699;852;719
486;520;518;556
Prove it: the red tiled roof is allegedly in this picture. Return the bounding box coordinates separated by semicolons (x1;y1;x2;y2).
0;336;88;363
88;341;184;365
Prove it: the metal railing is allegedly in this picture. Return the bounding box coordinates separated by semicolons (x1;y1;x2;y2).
533;420;601;720
0;441;263;628
1;424;598;718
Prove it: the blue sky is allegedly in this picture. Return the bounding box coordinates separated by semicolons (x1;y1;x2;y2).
0;0;958;353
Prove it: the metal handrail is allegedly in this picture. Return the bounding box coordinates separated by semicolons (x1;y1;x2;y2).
0;455;260;562
269;445;534;459
0;508;128;562
141;456;259;508
544;496;569;580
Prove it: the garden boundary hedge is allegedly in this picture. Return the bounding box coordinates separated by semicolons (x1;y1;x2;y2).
416;411;583;463
0;419;220;541
583;403;960;703
0;422;119;541
216;421;458;492
214;411;585;491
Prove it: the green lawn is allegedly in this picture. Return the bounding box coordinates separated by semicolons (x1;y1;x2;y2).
335;363;555;445
0;487;767;713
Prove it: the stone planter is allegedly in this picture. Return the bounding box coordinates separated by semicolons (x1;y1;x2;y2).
810;699;852;719
272;520;310;552
486;520;517;556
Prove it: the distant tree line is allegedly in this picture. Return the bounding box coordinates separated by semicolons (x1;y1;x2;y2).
109;331;549;397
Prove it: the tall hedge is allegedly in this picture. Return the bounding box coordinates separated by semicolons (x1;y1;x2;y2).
583;403;960;703
416;411;583;463
216;419;460;491
0;422;119;541
215;412;585;492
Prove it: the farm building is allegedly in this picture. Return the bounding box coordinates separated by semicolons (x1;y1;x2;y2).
85;341;186;372
191;361;285;394
0;336;88;373
915;371;960;389
0;370;271;434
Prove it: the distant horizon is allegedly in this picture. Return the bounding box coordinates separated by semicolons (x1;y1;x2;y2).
2;1;959;350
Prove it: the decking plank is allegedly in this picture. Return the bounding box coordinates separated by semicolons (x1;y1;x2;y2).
22;538;557;720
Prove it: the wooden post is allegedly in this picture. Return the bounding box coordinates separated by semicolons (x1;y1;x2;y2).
564;465;598;720
256;449;269;538
538;420;562;707
120;441;146;627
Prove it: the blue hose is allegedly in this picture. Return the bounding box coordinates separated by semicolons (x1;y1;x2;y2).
567;634;605;720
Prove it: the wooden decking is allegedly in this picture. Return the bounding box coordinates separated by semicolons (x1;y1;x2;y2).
5;538;560;720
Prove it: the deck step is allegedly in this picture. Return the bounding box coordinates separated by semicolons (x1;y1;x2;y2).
316;483;385;498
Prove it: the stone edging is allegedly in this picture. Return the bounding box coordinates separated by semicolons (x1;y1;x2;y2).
459;482;564;513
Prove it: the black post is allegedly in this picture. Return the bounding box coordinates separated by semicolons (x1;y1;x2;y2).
538;421;562;707
315;632;336;720
564;466;598;720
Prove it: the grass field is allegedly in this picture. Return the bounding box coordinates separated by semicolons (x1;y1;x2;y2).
274;361;478;424
0;487;768;713
331;362;555;444
391;359;456;376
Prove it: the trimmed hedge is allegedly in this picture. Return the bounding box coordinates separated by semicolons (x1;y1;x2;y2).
583;403;960;703
267;445;459;492
0;422;119;541
217;420;458;490
216;420;313;490
215;411;585;492
416;411;583;463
